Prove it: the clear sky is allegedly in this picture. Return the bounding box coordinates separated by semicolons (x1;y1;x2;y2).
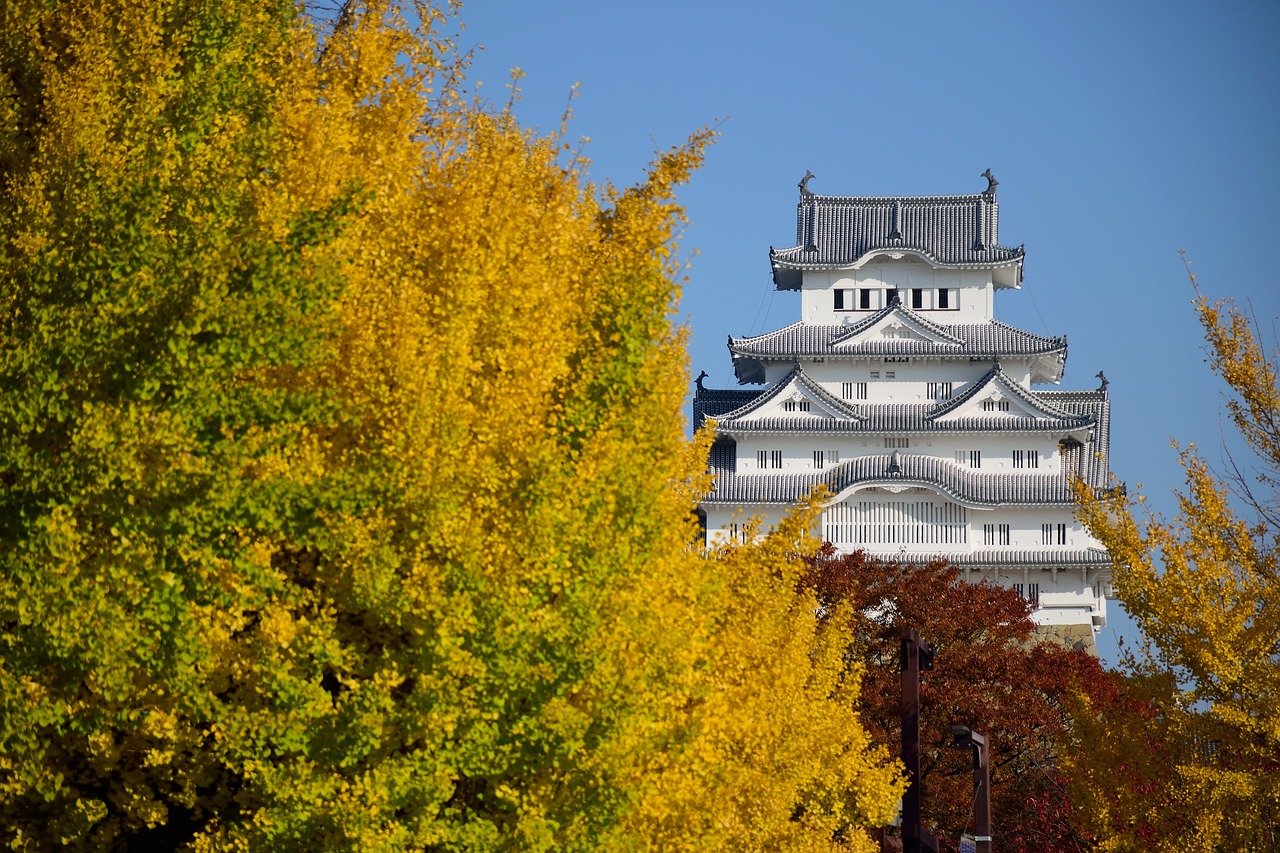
456;1;1280;667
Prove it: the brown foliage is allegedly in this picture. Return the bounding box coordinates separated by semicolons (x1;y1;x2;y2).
803;547;1111;852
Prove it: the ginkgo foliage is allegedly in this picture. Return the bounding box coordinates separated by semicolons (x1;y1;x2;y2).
0;1;902;849
1071;265;1280;851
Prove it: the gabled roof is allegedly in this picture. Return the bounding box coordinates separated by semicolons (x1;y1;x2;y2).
931;363;1085;430
770;191;1024;290
728;317;1066;384
715;365;863;423
829;300;966;348
703;452;1080;507
692;387;762;430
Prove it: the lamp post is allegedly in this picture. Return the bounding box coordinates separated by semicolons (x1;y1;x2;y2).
949;725;991;853
901;629;938;853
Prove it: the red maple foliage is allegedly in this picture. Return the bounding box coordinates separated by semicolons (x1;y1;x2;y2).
801;547;1112;852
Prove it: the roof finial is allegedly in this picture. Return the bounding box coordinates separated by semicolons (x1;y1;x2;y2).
981;168;998;197
695;369;708;392
798;170;816;198
1096;370;1109;393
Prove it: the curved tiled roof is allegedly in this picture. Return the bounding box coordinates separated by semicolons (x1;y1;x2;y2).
704;452;1080;506
771;193;1024;290
856;548;1112;570
718;364;864;422
693;387;761;429
729;318;1064;361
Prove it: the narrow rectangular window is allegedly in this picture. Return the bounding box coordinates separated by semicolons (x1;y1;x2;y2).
937;288;949;309
956;450;980;468
911;288;924;309
757;450;767;469
834;289;846;310
926;381;953;401
981;400;1010;412
1015;449;1040;469
800;401;810;412
998;524;1010;545
813;449;839;469
885;287;899;306
983;523;996;546
772;450;782;469
1015;583;1041;608
859;288;873;310
842;382;854;399
870;370;880;380
856;382;867;400
883;437;910;449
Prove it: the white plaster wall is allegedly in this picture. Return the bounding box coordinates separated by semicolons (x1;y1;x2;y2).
800;265;994;325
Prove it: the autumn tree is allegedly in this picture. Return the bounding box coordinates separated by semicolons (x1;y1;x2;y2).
1070;262;1280;851
0;1;902;849
802;549;1109;851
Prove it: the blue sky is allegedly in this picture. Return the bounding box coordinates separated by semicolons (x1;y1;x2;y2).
456;1;1280;667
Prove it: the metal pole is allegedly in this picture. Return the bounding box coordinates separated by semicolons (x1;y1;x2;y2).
901;629;937;853
972;731;991;853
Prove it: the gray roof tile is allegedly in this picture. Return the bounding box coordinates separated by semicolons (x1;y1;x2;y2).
703;452;1082;506
771;193;1024;289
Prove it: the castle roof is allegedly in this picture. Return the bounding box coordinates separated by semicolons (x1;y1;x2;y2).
728;307;1065;384
703;363;1095;438
702;452;1084;507
770;191;1024;290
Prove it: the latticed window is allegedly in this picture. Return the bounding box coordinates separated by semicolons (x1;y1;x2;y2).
1013;449;1039;469
926;381;953;401
813;450;839;469
756;450;783;469
1014;583;1041;608
1042;523;1067;545
956;449;981;468
981;400;1010;412
983;523;1010;546
782;400;811;413
822;499;968;547
841;382;868;401
884;437;910;449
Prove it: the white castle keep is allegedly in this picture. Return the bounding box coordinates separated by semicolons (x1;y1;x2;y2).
694;174;1112;646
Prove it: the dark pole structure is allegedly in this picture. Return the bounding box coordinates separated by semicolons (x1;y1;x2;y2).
901;628;937;853
950;725;992;853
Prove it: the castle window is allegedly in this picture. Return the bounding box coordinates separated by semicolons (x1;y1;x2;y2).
983;523;1010;546
956;450;981;468
885;371;896;379
1013;449;1040;469
911;288;925;309
1042;523;1067;545
834;289;854;311
782;400;811;413
841;381;868;401
936;288;958;310
886;287;899;306
814;449;839;469
927;381;953;401
884;437;910;449
859;288;875;310
757;450;783;469
1014;582;1041;607
981;400;1010;412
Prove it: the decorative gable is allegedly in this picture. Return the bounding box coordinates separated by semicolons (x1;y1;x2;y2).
725;366;856;423
931;364;1085;431
830;302;964;348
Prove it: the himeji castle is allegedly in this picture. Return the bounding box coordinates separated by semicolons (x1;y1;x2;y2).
693;173;1112;649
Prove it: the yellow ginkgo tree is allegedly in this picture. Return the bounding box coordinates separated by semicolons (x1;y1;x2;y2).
0;1;902;849
1070;257;1280;851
